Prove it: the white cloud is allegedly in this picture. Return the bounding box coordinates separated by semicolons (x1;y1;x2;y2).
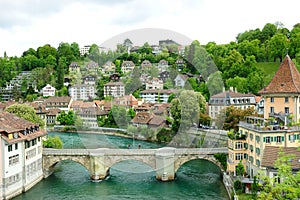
1;0;300;56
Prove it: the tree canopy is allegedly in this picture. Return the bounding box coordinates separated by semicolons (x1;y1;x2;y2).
5;104;45;127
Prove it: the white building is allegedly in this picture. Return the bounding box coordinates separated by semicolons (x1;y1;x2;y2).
0;112;47;200
104;82;125;98
146;78;163;90
80;45;91;56
69;84;96;101
41;84;56;97
121;61;135;74
140;89;177;103
174;74;188;88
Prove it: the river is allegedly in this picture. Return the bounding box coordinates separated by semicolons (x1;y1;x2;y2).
13;132;229;200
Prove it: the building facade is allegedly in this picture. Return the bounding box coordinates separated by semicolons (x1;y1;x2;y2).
41;84;56;97
104;82;125;98
208;89;257;120
0;112;47;199
227;55;300;180
140;89;177;103
69;84;96;101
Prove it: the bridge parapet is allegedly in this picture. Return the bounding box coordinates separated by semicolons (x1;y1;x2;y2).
42;147;228;182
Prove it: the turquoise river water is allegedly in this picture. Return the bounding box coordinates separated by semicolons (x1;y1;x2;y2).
13;132;229;200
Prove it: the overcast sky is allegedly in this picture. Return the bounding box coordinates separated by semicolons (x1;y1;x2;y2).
1;0;300;56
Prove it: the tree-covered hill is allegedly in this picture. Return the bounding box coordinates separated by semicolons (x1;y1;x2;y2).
1;22;300;101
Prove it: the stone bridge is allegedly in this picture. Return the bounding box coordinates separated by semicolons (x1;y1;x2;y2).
43;147;228;181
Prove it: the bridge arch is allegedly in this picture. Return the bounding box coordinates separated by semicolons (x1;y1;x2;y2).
174;155;224;174
43;155;91;178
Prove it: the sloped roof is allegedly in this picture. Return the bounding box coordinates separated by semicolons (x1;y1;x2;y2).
261;146;300;170
45;96;72;103
210;90;255;98
259;55;300;94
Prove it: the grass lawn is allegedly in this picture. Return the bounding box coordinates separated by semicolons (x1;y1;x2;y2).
237;193;255;200
256;62;280;85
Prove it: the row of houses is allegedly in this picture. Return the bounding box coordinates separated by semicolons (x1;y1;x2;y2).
69;58;186;76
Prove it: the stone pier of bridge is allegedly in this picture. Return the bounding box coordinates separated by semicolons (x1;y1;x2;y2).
43;147;227;181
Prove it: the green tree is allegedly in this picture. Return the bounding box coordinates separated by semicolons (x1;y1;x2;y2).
57;111;75;125
236;161;245;177
43;136;63;149
269;33;288;62
258;150;300;200
56;57;66;90
5;104;45;127
170;90;206;132
215;106;258;131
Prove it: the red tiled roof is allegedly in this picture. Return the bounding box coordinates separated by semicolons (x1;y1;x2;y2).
259;55;300;94
0;111;47;144
261;146;300;170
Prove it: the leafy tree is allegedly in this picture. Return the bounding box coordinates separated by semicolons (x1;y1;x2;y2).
215;106;258;131
98;105;131;129
258;150;300;200
170;90;206;133
56;57;66;90
236;161;245;177
43;136;63;149
213;153;227;171
5;104;45;127
37;44;57;59
269;33;288;62
57;42;76;66
57;111;75;125
260;23;277;43
96;76;109;100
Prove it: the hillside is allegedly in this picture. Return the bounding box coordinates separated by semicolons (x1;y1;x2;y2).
255;62;280;86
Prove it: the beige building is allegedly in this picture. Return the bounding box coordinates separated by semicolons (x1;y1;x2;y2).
227;55;300;180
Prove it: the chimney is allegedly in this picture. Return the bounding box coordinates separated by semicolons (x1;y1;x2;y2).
229;86;234;92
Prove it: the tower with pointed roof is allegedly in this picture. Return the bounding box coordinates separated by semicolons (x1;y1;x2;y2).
259;54;300;123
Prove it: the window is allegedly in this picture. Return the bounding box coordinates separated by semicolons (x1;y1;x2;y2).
9;154;19;166
235;142;243;150
250;145;253;152
250;133;253;140
256;148;260;155
270;107;274;114
8;145;13;152
249;156;254;163
285;107;289;114
235;153;243;161
264;136;271;144
244;143;248;149
244;153;248;159
15;143;18;150
256;159;260;166
289;134;295;142
285;97;289;103
270;97;274;103
255;135;260;143
275;136;284;143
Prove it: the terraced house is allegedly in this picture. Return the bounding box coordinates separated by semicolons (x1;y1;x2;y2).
227;55;300;183
0;112;47;199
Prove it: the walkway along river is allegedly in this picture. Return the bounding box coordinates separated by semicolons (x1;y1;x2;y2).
13;132;229;200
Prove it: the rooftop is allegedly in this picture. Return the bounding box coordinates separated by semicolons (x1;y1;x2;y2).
259;55;300;94
261;146;300;170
